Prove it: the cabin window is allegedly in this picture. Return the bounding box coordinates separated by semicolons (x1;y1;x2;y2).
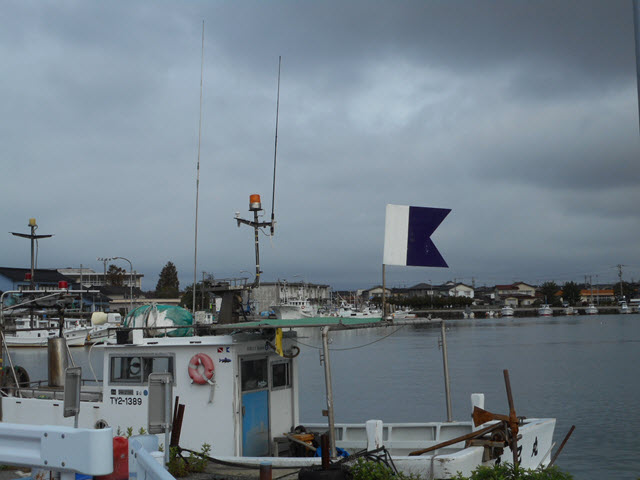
241;358;269;391
271;361;290;389
110;355;174;385
111;356;142;383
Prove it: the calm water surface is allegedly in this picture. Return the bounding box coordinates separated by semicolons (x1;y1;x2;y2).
294;314;640;479
8;314;639;479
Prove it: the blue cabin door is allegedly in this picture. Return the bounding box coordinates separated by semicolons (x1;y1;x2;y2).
241;357;270;456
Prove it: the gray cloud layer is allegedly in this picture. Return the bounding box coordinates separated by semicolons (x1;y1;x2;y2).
2;1;638;290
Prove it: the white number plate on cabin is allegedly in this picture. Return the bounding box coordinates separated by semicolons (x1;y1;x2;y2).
110;389;145;406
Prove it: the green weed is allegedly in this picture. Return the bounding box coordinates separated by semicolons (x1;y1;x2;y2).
451;464;573;480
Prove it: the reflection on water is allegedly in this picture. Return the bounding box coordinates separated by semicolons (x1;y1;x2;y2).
6;315;639;479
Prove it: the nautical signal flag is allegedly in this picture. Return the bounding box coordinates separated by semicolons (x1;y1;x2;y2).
383;204;450;268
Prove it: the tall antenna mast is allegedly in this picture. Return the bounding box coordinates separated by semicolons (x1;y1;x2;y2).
193;20;205;314
235;56;282;288
270;56;282;236
634;0;640;133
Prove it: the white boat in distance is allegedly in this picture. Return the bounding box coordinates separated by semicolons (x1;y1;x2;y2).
0;320;556;479
537;304;552;317
271;298;317;319
392;309;416;319
500;306;514;317
618;301;630;314
3;317;88;347
585;304;599;315
337;303;383;318
564;306;576;315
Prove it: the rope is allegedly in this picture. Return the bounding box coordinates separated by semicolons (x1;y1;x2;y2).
293;325;407;351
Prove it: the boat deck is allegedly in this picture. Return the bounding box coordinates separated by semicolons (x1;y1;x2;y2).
5;384;102;402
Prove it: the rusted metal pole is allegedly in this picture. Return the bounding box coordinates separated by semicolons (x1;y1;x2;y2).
503;370;519;468
170;404;185;448
409;422;502;456
549;425;576;467
321;433;330;469
441;321;453;421
321;326;337;458
259;461;272;480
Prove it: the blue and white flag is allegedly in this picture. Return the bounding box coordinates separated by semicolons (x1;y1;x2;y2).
383;204;450;268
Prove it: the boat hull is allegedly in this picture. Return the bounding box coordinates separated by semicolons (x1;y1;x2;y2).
271;305;316;320
4;329;88;347
215;418;555;479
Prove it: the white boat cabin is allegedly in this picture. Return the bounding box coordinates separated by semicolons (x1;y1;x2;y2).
1;331;299;456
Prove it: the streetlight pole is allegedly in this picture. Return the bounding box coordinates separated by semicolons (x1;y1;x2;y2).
113;257;134;313
97;257;113;287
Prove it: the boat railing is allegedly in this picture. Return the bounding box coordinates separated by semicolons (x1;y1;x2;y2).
1;380;103;401
304;421;473;456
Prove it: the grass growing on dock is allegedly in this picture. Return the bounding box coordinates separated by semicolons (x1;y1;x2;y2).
451;464;573;480
167;443;211;477
349;458;420;480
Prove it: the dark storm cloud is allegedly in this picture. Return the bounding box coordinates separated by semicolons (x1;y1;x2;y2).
1;1;638;291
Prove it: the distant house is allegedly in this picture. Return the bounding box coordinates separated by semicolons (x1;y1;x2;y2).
0;267;75;292
407;283;437;298
580;289;615;304
92;285;146;312
0;266;115;312
361;286;391;300
474;286;496;304
445;283;474;299
503;295;537;307
389;287;410;300
495;283;536;298
495;283;537;306
58;267;144;288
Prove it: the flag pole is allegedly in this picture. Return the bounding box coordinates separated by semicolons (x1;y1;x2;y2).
382;264;387;319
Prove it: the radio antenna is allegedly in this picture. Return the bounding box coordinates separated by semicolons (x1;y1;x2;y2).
193;20;205;314
270;56;281;236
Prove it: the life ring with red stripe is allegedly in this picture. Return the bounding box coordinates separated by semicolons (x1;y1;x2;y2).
188;353;215;385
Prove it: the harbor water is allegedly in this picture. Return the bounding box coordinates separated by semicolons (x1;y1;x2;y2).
6;314;639;479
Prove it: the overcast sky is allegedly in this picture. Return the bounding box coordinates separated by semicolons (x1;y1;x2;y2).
2;1;639;291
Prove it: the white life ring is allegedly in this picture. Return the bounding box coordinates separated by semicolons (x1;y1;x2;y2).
188;353;215;385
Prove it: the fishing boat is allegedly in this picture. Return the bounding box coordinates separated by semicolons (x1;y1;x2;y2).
500;306;514;317
0;198;557;477
338;303;383;318
0;317;556;478
585;304;598;315
271;298;317;319
618;301;630;314
537;304;552;317
564;305;576;315
3;317;88;347
391;307;416;319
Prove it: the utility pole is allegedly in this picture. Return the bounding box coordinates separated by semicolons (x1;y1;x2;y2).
80;264;83;314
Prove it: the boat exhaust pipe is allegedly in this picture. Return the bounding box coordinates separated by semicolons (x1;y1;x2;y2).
48;337;68;387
